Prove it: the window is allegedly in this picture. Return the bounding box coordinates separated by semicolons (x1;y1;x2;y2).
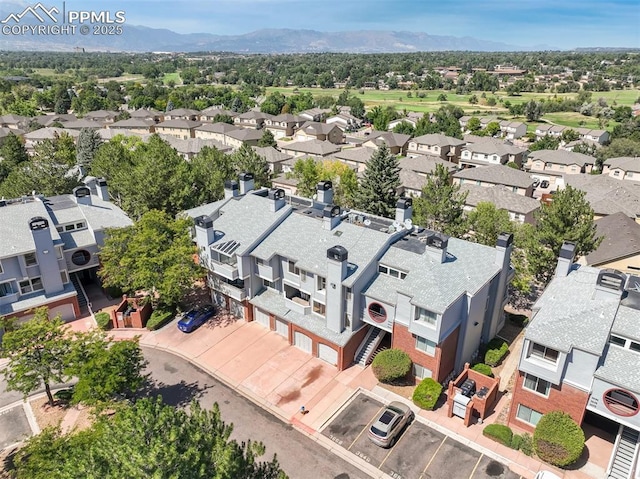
76;222;85;229
523;374;551;396
603;389;639;417
317;276;326;291
56;226;63;233
312;301;326;316
415;336;436;356
346;287;352;301
71;250;91;266
630;342;640;353
262;278;275;290
0;282;14;297
299;291;310;302
378;264;407;280
609;335;626;347
516;404;543;426
614;170;620;177
378;265;388;274
529;343;559;364
413;364;432;380
60;270;69;284
24;253;37;266
368;302;387;323
19;277;44;294
0;260;2;274
65;224;74;231
288;260;299;275
415;307;437;326
255;257;264;266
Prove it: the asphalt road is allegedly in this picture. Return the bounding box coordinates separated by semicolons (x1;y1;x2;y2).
142;347;370;479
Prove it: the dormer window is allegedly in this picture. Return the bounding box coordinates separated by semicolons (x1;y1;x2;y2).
415;307;437;326
529;343;559;364
378;264;407;280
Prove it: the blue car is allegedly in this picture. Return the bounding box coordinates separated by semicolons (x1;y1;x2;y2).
177;304;216;333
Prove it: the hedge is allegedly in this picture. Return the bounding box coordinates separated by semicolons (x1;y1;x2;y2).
518;433;534;456
534;411;585;467
412;378;443;410
471;363;493;377
371;349;412;384
94;311;111;330
483;424;513;447
484;338;509;367
146;309;175;331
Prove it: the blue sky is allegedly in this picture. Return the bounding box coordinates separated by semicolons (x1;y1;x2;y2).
8;0;640;48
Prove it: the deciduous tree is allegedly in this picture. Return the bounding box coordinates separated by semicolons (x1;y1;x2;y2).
466;202;514;246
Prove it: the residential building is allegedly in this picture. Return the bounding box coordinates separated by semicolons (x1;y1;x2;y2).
407;134;466;162
199;107;237;123
281;139;341;158
453;164;535;197
33;113;77;127
194;122;239;144
0;181;132;322
159;136;231;160
459;138;528;169
581;212;640;273
459;184;540;224
508;244;640;478
326;112;362;131
459;118;526;140
251;146;293;174
398;155;457;197
128;108;164;123
109;118;157;135
534;124;610;145
388;117;418;131
185;179;513;381
602;157;640;182
363;131;411;156
83;110;120;125
298;108;331;122
224;128;263;149
234;111;273;129
23;127;79;154
331;146;376;174
564;174;640;222
155;119;202;139
62;119;104;131
163;108;201;121
526;150;596;188
264;114;302;139
294;122;344;144
0;114;30;130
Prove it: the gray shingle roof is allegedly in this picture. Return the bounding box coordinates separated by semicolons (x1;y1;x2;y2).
110;118;156;128
364;237;501;313
585;213;640;266
332;146;376;164
594;346;640;394
24;127;79;140
564;174;640;217
611;305;640;342
604;157;640;173
0;200;55;257
226;128;262;142
299;121;338;135
159;136;231;155
526;266;619;354
157;119;202;129
251;146;292;164
454;164;534;188
528;149;594;167
459;184;541;215
195;122;238;134
411;133;465;147
367;131;411;149
400;155;456;175
283;140;341;156
463;139;526;156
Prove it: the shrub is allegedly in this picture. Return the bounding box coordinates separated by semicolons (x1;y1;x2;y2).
510;433;522;450
412;378;443;410
94;312;111;330
146;308;175;331
534;411;585;467
519;433;534;456
483;424;513;447
471;363;493;377
508;313;528;327
484;338;509;367
371;349;412;384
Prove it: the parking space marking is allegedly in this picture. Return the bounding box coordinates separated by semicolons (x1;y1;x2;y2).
421;435;447;476
467;454;483;479
347;405;384;451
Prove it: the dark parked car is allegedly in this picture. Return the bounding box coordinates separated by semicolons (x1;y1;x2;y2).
177;304;216;333
540;180;550;189
368;401;414;448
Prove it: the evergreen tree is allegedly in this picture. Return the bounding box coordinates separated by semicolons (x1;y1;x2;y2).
413;163;468;236
76;128;103;167
0;132;28;182
258;129;277;147
231;144;271;188
355;143;400;218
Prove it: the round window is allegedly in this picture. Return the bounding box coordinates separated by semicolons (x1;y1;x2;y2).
368;302;387;323
71;250;91;266
603;389;639;417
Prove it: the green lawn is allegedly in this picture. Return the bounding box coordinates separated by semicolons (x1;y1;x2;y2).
540;112;610;130
162;72;182;85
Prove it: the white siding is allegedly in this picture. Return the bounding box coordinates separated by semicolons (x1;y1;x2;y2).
255;308;270;327
294;331;312;353
275;318;288;337
318;343;338;366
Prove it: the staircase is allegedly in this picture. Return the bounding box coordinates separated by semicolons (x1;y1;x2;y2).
70;273;89;313
354;328;386;367
607;426;639;479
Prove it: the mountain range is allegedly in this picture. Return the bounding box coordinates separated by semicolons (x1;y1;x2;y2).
0;25;557;53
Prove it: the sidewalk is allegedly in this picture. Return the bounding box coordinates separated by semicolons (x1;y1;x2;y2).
57;316;608;479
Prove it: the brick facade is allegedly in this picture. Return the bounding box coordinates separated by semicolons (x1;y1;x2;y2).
392;323;460;383
508;371;590;433
5;295;80;321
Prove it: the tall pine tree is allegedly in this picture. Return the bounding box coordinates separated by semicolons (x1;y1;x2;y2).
76;128;103;167
355;143;400;218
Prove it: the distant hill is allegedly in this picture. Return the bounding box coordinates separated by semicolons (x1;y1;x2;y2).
0;24;557;53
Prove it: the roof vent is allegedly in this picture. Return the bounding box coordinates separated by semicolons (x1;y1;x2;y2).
327;245;348;262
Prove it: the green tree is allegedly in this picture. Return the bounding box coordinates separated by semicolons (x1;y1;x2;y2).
320;160;358;208
355;144;400;218
290;157;322;198
529;135;560;151
231;144;271;188
212;113;234;124
413;164;468;237
527;185;602;284
392;121;415;135
258;129;277;147
466;117;481;133
0;132;28;182
0;308;71;406
14;398;287;479
484;121;501;137
76;127;103;167
524;100;543;122
99;210;203;309
260;91;286;115
466;202;514;246
189;146;235;205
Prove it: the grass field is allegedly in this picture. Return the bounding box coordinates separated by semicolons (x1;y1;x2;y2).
162;72;182;85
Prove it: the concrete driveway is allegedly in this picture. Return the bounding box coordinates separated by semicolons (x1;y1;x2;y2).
322;393;521;479
0;406;31;450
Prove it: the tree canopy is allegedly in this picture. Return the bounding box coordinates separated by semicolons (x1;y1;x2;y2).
355;144;400;217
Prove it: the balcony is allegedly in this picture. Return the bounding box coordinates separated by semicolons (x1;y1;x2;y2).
213;277;247;302
284;284;311;315
256;261;276;282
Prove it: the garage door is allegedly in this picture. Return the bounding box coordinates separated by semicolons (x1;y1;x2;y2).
229;299;245;319
318;343;338;366
275;318;288;337
293;331;312;353
52;303;76;322
255;308;270;328
211;291;226;308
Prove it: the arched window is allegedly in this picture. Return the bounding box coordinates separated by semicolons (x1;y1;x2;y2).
368;302;387;323
603;389;639;417
71;250;91;266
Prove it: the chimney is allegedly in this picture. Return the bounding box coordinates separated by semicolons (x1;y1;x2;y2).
96;178;109;202
224;180;239;199
194;215;215;249
316;180;334;205
555;241;576;279
238;172;254;195
594;269;626;301
395;197;413;224
326;245;349;333
268;188;286;212
73;186;92;206
323;204;341;231
495;232;514;267
425;232;448;263
29;217;64;295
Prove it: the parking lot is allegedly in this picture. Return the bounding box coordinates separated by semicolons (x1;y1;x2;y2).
322;393;520;479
